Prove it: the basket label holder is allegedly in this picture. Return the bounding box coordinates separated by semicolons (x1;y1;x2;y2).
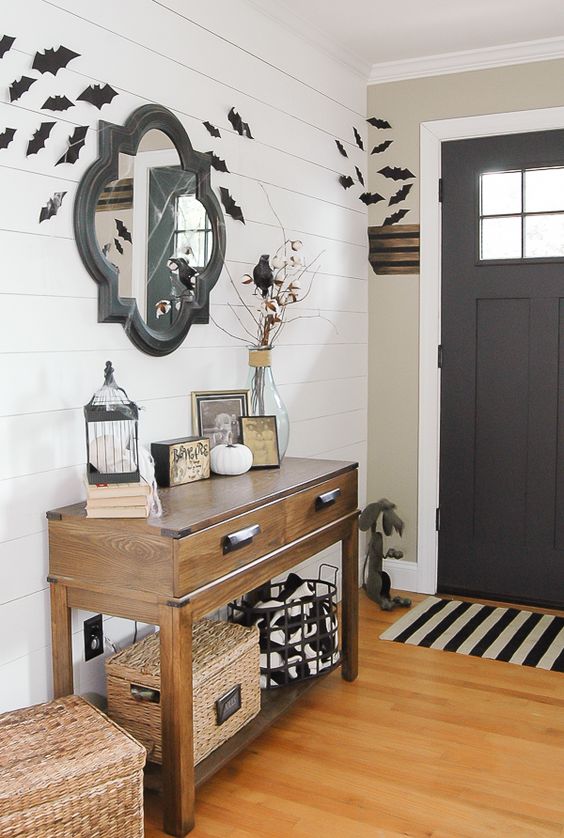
216;685;241;725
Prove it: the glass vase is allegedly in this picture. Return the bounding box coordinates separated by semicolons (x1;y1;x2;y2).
247;347;290;459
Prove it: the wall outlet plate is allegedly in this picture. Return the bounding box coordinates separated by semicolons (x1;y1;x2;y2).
84;614;103;661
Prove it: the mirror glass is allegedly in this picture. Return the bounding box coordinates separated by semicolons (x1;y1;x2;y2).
94;129;213;330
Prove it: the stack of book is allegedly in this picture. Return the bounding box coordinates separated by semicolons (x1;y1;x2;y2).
85;481;151;518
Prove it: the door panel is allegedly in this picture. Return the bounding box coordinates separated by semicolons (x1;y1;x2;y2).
439;130;564;608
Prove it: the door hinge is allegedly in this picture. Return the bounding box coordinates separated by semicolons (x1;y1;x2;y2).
438;178;443;203
438;344;443;369
436;507;441;532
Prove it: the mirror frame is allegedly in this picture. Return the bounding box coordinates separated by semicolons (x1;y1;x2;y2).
74;104;226;356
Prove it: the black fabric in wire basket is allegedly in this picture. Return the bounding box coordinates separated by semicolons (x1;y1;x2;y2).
228;566;340;689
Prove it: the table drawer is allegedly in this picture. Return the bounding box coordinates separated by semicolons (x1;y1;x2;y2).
285;470;357;542
175;504;285;593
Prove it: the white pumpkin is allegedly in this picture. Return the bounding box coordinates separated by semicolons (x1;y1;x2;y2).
210;443;253;476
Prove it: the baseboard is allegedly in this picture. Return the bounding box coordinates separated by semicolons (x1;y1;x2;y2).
383;558;418;593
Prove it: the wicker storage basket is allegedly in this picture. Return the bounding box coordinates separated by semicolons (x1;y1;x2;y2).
106;619;260;765
0;695;146;838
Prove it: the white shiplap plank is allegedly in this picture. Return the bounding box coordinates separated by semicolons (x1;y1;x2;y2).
0;532;48;606
0;645;53;712
0;588;50;668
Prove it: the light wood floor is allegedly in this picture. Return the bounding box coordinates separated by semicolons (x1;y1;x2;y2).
145;592;564;837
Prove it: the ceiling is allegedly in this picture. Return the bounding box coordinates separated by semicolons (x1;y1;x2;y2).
258;0;564;76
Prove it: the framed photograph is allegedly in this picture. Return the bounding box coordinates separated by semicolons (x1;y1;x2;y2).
151;436;210;488
191;390;250;449
240;415;280;468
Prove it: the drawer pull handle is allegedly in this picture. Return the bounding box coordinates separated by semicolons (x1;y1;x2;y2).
130;684;160;704
223;523;261;554
315;488;341;510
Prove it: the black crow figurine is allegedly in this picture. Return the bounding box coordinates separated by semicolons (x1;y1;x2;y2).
253;254;274;298
167;257;198;294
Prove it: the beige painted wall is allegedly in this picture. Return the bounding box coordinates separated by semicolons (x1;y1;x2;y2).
367;58;564;567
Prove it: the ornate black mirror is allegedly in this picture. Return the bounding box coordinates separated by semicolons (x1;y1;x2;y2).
74;104;226;355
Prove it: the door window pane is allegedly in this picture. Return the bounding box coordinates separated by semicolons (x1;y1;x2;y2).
481;171;522;215
525;214;564;257
481;217;522;260
525;167;564;213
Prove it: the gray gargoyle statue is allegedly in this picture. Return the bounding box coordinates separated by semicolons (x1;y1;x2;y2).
359;499;412;611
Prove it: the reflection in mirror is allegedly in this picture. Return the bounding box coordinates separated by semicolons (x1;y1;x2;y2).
94;129;213;330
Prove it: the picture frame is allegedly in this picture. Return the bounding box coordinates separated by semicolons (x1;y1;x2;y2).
240;415;280;468
191;389;250;449
151;436;210;487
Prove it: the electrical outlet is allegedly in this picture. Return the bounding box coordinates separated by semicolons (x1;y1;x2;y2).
84;614;103;661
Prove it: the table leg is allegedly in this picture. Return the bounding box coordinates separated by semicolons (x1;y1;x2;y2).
159;602;195;837
341;516;359;681
49;582;74;697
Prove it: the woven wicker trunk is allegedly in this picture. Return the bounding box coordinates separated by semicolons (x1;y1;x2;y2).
0;695;146;838
106;619;260;765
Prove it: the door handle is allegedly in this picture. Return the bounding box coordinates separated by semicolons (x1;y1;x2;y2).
223;523;261;554
315;488;341;510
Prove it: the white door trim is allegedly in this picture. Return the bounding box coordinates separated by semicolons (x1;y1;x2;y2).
417;105;564;595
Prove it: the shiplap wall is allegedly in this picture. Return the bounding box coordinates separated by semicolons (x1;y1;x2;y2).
0;0;368;712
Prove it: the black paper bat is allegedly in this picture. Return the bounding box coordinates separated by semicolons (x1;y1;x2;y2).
0;35;15;59
228;107;253;139
115;218;132;243
219;186;245;223
389;183;413;206
77;83;118;109
114;237;124;255
355;166;365;186
353;127;364;150
56;125;88;165
367;116;392;129
335;139;348;158
0;127;16;150
203;120;221;138
378;165;415;181
32;45;80;75
359;191;385;205
208;151;229;173
371;139;393;154
39;190;66;223
27;122;56;156
9;76;36;102
42;94;74;112
339;175;354;190
384;208;410;225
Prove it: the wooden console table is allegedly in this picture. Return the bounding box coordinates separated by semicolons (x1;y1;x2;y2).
47;457;359;836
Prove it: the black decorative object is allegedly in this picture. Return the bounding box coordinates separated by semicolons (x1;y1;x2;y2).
219;186;245;223
84;361;140;485
371;139;393;154
27;122;56;156
389;183;412;206
339;174;354;190
378;165;415;181
208;151;229;173
9;76;36;102
114;237;124;255
0;35;15;58
252;254;274;298
39;190;66;222
384;208;410;225
151;436;210;487
73;104;226;356
335;139;347;157
42;94;74;112
0;127;16;150
355;166;364;186
203;120;221;138
359;191;385;205
56;125;88;165
77;83;118;109
32;45;79;75
367;116;392;128
168;256;197;293
115;217;132;243
353;127;364;150
227;106;253;138
359;500;410;611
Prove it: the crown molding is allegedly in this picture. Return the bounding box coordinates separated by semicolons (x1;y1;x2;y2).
369;36;564;85
243;0;371;79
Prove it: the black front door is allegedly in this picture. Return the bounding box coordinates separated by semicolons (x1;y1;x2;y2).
439;129;564;608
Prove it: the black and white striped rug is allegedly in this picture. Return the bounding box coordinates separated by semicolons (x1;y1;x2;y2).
380;596;564;672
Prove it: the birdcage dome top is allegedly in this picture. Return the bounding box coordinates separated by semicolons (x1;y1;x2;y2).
86;361;138;419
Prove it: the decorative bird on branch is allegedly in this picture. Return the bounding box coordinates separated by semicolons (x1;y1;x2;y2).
253;255;274;298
